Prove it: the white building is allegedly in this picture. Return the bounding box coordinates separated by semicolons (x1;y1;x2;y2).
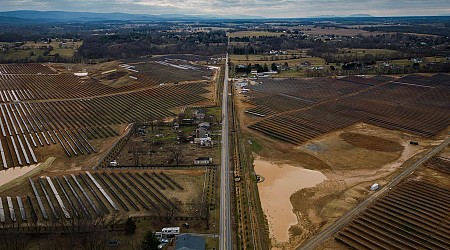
162;227;180;235
370;183;380;191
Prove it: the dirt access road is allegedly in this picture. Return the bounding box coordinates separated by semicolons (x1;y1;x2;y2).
298;136;450;250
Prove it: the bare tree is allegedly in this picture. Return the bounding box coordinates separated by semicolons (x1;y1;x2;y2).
165;146;185;165
132;142;143;166
165;208;175;222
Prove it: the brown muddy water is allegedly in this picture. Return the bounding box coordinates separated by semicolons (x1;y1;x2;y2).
254;156;326;243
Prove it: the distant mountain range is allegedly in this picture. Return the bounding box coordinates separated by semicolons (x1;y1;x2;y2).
2;11;447;24
0;10;265;23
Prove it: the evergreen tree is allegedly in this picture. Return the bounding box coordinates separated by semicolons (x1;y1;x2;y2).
124;218;136;235
141;231;160;250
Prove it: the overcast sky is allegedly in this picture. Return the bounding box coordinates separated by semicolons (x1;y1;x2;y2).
1;0;449;18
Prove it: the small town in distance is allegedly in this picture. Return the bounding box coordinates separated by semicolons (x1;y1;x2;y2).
0;2;449;250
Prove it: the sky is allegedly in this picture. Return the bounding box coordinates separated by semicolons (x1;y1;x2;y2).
1;0;449;18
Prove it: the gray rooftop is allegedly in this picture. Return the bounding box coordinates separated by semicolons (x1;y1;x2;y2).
175;234;205;250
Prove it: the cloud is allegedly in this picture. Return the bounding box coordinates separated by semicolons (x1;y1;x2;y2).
0;0;449;17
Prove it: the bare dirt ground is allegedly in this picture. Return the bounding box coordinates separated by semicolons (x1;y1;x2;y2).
319;153;450;250
236;91;448;249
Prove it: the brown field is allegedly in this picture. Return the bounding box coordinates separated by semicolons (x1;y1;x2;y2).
339;133;404;152
228;31;284;38
301;26;384;37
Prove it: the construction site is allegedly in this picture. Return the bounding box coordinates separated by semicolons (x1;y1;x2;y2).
234;73;450;249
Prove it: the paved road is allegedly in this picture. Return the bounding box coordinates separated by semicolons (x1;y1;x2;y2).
299;136;450;250
219;54;232;250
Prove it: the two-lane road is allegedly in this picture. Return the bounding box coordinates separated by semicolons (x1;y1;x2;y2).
219;53;232;250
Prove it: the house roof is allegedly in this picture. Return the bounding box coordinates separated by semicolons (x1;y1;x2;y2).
198;122;210;128
175;234;205;250
195;157;211;161
196;128;208;138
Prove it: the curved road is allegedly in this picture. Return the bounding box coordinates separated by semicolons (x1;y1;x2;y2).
219;53;232;250
299;136;450;250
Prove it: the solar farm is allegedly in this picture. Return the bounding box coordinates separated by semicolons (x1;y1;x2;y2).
245;74;450;144
335;154;450;249
238;73;450;249
0;60;220;246
0;63;214;168
336;180;450;249
0;169;210;224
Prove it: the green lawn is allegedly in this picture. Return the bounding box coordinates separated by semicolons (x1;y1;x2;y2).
337;48;399;55
0;49;46;61
205;106;222;119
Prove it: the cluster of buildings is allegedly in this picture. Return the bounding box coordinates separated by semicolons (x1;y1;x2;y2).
180;109;215;148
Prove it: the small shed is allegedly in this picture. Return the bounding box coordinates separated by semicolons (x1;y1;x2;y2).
370;183;380;191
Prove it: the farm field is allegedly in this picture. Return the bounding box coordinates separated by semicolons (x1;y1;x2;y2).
335;48;400;55
227;31;284;38
230;54;325;68
300;26;384;36
0;40;82;62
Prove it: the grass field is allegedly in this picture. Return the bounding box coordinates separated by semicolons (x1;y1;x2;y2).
230;55;325;66
231;53;326;77
0;49;47;61
336;48;399;55
275;69;308;77
384;56;447;66
0;40;82;61
205;106;222;120
301;26;383;36
228;31;285;38
23;41;83;58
